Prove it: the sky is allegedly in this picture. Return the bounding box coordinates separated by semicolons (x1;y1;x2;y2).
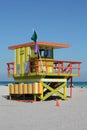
0;0;87;81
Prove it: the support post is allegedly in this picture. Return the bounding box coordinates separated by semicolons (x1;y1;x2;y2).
70;77;72;98
64;83;66;98
34;95;36;101
10;94;12;100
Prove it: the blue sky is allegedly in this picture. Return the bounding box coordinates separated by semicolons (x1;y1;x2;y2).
0;0;87;81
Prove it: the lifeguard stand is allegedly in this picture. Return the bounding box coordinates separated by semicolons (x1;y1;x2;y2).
7;41;81;101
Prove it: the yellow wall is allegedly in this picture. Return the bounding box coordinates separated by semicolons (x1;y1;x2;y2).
14;46;54;75
15;47;31;75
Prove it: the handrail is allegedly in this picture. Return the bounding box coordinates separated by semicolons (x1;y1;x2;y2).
7;59;82;76
30;59;81;75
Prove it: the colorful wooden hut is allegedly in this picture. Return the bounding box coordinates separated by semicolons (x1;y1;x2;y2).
7;41;81;101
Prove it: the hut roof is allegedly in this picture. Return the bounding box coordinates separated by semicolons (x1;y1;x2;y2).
8;41;70;50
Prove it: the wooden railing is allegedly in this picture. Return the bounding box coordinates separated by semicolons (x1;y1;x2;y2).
7;59;82;77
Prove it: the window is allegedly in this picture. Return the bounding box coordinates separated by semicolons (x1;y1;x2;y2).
24;62;30;73
40;49;52;58
40;49;45;57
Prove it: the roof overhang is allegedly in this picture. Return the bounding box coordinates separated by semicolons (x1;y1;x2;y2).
8;41;70;50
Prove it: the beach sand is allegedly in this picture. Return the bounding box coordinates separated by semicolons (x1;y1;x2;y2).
0;86;87;130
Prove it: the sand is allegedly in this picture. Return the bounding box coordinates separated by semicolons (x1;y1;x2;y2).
0;86;87;130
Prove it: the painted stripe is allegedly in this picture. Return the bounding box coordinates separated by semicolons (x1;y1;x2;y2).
38;82;40;94
16;84;19;94
14;49;16;75
22;83;24;94
25;47;31;61
14;84;18;94
16;48;20;64
24;84;27;94
9;84;11;94
29;84;32;94
35;82;38;94
29;47;31;57
26;84;28;93
40;83;43;94
15;84;17;94
12;84;14;94
20;83;23;94
14;84;16;94
18;84;20;94
9;84;13;94
20;48;25;75
27;84;30;93
16;84;18;94
14;62;16;75
32;83;34;94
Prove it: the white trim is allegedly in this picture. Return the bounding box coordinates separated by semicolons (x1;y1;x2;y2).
15;78;67;83
40;78;67;82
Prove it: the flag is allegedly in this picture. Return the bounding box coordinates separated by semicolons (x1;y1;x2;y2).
31;30;39;54
31;30;37;42
34;42;39;54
